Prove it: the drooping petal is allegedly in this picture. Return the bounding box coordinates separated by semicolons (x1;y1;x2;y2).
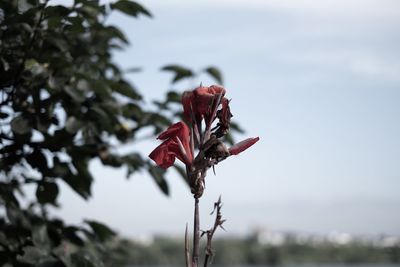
149;140;176;169
158;121;190;142
149;121;193;169
229;137;260;156
182;91;195;122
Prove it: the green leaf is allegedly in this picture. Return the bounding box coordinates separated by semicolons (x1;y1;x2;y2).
152;100;168;110
24;58;38;70
26;150;48;171
44;5;71;17
110;80;142;100
204;66;223;84
63;157;93;199
45;129;74;152
89;106;113;132
110;0;152;18
70;252;96;267
77;0;106;18
64;86;86;103
66;16;85;33
161;64;194;83
148;165;169;195
122;153;145;177
11;115;31;135
223;132;235;146
90;79;112;98
100;153;123;168
106;25;129;44
63;226;84;246
85;220;116;242
17;246;47;264
52;157;70;177
0;112;8;119
141;112;172;135
125;66;142;73
6;203;29;226
36;182;59;204
121;103;143;120
47;16;63;29
230;121;245;134
37;259;64;267
166;91;181;103
63;174;92;200
65;116;84;134
32;225;51;249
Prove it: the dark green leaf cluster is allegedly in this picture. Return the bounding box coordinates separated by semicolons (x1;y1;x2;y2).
0;0;160;266
1;194;117;267
0;0;155;201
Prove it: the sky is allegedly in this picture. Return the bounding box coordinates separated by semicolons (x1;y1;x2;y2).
52;0;400;238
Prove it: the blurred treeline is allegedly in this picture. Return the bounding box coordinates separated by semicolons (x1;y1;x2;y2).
105;236;400;266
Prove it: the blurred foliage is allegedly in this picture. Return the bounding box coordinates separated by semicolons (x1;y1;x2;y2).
0;0;233;266
106;236;400;266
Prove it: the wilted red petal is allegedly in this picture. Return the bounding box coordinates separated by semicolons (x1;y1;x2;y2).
194;85;225;116
158;121;190;142
205;85;226;95
182;85;226;126
229;137;260;155
149;140;176;169
182;91;195;122
149;121;193;169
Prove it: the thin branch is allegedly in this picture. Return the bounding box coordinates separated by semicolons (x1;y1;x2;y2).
203;196;225;267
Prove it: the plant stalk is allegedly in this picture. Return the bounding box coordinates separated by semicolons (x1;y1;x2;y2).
192;196;200;267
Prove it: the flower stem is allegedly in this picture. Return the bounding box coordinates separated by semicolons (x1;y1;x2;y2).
192;196;200;267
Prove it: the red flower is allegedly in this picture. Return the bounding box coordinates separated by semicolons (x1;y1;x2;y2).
151;86;259;172
149;122;193;169
229;137;260;156
182;85;227;127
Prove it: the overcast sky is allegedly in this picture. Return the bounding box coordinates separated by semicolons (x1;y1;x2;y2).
52;0;400;238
